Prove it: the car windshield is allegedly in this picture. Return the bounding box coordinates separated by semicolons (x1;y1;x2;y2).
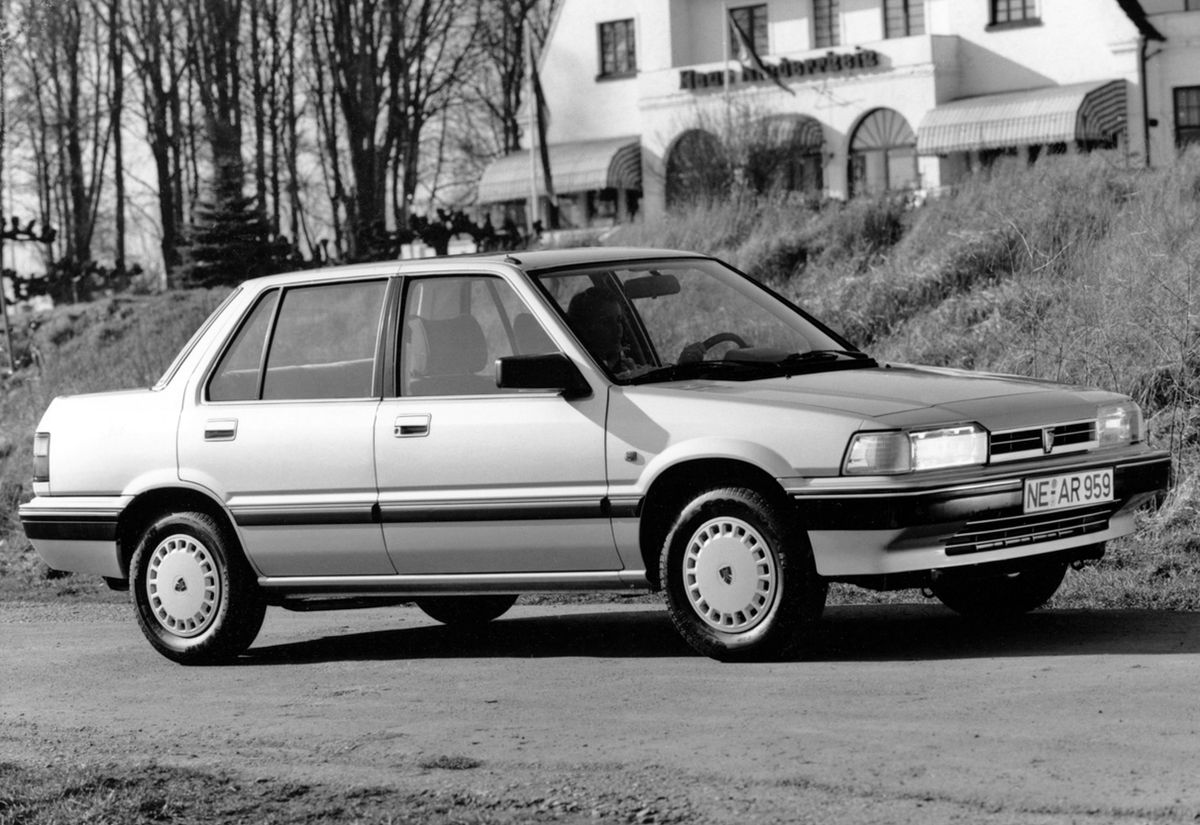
532;258;873;384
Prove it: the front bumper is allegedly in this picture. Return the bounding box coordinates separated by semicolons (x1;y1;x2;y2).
784;449;1170;580
18;496;129;579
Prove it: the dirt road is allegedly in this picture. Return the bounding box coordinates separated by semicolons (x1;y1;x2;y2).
3;600;1199;823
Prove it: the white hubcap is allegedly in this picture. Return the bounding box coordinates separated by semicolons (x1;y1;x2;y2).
146;534;221;637
684;516;778;632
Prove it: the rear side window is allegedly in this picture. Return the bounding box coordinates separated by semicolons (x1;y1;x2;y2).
207;280;387;402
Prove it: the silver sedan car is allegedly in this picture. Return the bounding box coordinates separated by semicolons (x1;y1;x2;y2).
20;248;1170;663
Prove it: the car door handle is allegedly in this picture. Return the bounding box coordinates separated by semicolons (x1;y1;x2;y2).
394;414;430;438
204;419;238;441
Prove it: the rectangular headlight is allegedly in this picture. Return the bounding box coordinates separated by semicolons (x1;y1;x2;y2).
1097;401;1142;446
843;424;988;475
910;424;988;471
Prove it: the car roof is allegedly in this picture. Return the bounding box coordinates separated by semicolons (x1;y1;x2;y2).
235;247;705;290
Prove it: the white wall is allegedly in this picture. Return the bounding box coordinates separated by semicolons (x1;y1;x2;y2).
1144;9;1200;164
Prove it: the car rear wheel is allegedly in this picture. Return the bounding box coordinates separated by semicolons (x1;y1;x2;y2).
416;594;518;626
130;511;265;665
930;562;1068;619
660;487;826;661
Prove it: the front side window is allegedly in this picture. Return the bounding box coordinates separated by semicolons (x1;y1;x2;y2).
598;19;636;78
1189;0;1200;10
729;4;768;57
207;280;387;402
989;0;1038;26
400;275;558;397
1175;86;1200;149
884;0;925;38
813;0;840;48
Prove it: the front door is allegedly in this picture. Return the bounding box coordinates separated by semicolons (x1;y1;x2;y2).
374;273;619;575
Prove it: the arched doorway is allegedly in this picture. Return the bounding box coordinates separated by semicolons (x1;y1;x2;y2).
848;108;918;197
665;129;731;208
746;115;825;196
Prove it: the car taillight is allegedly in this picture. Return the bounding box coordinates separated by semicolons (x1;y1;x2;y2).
33;433;50;483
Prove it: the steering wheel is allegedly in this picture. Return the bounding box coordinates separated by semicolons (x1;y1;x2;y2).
678;332;749;363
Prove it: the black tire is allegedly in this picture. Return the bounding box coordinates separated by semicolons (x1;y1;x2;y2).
659;487;827;662
416;594;518;626
930;562;1068;619
130;511;265;665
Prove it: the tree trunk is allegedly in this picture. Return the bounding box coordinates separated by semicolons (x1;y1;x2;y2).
109;0;126;271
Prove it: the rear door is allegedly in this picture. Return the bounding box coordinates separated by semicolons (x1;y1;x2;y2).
178;277;393;577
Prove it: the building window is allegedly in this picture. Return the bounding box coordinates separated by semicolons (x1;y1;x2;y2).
1175;86;1200;149
813;0;840;48
884;0;925;38
598;19;636;78
729;5;768;57
989;0;1038;27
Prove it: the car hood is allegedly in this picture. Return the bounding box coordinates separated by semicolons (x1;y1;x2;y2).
662;364;1109;430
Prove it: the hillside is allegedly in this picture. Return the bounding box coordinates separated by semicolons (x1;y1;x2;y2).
3;152;1198;605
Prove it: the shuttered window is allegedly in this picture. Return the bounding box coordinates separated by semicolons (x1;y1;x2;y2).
1175;86;1200;149
884;0;925;38
598;19;637;77
729;4;768;56
813;0;839;48
990;0;1038;26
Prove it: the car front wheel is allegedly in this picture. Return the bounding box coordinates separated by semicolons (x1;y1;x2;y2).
130;511;265;665
660;487;826;661
930;562;1068;619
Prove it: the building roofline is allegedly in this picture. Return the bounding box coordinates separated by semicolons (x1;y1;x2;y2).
1114;0;1166;41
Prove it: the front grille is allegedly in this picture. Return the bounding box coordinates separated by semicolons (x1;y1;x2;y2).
945;503;1114;555
990;420;1097;462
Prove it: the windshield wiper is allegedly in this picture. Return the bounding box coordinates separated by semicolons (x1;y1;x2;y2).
627;359;777;385
628;350;877;385
775;349;877;374
780;349;873;363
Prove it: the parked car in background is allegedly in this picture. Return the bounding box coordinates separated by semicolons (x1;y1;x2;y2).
20;248;1170;664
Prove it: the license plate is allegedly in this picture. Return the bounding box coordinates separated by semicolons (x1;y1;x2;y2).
1023;468;1114;514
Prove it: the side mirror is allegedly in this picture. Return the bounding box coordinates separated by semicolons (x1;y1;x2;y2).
495;353;592;399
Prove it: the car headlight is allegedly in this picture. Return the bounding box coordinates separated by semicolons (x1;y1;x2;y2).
843;424;988;475
1097;401;1142;447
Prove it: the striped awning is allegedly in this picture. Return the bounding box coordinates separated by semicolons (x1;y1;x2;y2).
917;80;1127;155
760;115;825;150
476;136;642;203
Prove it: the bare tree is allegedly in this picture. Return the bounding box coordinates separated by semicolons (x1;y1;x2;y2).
103;0;125;271
452;0;558;205
306;0;478;258
17;0;112;267
387;0;480;222
124;0;189;282
187;0;245;206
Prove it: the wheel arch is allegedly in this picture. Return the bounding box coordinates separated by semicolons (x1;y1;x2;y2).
637;457;792;590
115;486;243;580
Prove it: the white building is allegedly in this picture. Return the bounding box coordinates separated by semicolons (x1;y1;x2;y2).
477;0;1200;228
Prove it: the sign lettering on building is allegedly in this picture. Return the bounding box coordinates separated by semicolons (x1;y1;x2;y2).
679;49;881;92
